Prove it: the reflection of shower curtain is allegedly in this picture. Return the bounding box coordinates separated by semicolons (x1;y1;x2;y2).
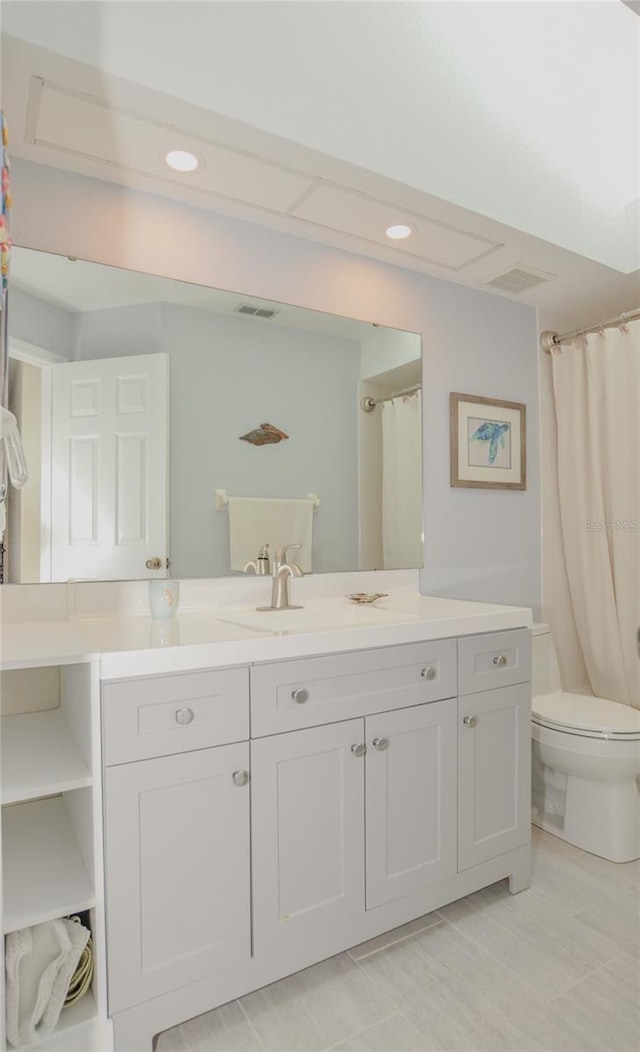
552;320;639;706
382;391;423;569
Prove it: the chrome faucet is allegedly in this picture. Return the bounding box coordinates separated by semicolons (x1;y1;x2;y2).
243;543;271;576
257;544;304;611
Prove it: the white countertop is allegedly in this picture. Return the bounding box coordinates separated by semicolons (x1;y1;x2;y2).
0;594;532;678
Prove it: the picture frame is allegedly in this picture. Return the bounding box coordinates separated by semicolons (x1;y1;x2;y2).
450;392;526;490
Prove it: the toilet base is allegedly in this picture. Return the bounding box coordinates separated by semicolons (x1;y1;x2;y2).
532;773;640;863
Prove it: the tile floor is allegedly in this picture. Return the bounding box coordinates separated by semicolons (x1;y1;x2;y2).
157;828;639;1052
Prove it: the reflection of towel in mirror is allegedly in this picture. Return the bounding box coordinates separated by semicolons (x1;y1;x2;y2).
5;919;90;1047
228;497;314;572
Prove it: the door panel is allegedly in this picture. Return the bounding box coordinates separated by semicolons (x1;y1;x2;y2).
366;702;457;908
251;720;365;954
51;353;168;581
105;743;250;1013
458;684;531;870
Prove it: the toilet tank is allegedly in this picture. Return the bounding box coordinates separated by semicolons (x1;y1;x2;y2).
532;623;562;696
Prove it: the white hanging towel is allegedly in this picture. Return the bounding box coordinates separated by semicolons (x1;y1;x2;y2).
228;497;314;572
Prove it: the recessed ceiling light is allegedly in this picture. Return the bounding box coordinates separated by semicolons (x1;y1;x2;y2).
165;149;199;173
385;224;413;240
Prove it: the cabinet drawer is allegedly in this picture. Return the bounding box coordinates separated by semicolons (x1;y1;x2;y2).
458;630;531;696
103;668;249;765
250;640;457;737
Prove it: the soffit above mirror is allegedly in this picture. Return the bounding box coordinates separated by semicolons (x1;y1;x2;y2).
2;34;637;330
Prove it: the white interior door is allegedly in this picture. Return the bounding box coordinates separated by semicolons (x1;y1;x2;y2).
50;354;168;581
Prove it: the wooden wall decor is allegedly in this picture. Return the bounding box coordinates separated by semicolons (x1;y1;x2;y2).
239;423;289;446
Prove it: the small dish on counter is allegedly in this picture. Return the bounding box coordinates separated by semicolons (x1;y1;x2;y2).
346;593;389;605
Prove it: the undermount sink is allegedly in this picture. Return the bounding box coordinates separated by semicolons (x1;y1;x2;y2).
213;604;415;635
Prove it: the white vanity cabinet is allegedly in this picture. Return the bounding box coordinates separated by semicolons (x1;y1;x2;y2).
250;640;458;950
365;700;457;908
100;627;531;1052
457;631;532;870
102;669;252;1015
104;743;251;1014
251;719;366;952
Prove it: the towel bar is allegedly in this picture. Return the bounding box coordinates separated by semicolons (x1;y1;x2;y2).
215;490;320;511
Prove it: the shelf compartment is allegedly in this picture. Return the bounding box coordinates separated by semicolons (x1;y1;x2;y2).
2;796;95;933
1;710;93;805
19;991;105;1052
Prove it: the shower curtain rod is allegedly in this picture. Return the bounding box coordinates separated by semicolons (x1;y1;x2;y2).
540;307;640;353
360;382;421;412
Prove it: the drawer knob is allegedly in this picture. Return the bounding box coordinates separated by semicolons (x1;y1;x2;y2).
175;707;195;726
463;715;477;727
421;666;436;680
493;655;507;668
373;737;389;752
291;688;309;704
351;742;367;757
232;770;250;787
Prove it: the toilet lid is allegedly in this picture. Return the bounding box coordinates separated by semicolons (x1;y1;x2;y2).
532;692;640;739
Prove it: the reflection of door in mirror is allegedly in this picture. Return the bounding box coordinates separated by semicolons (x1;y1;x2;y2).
9;349;168;582
6;247;422;583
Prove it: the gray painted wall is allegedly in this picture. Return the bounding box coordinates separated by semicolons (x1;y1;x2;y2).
9;286;74;358
74;301;360;577
10;160;541;611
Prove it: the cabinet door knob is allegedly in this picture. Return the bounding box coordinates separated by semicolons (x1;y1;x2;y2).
232;770;250;787
291;688;309;704
421;666;436;680
373;737;389;751
493;655;507;668
175;707;195;725
351;742;367;757
463;715;477;727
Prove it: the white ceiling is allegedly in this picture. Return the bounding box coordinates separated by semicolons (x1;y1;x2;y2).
1;2;639;333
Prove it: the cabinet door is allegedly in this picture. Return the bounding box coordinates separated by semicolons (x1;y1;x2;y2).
105;743;250;1013
458;684;531;871
366;701;457;909
252;719;365;955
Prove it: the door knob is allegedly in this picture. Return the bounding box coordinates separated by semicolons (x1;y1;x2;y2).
351;742;367;757
146;557;162;570
493;655;507;668
291;688;309;704
373;737;389;751
421;666;436;680
463;715;477;727
232;770;250;787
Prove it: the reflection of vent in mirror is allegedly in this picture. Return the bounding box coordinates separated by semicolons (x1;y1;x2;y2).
235;304;278;319
485;266;556;294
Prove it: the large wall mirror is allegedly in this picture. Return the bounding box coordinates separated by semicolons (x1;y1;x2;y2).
6;247;422;583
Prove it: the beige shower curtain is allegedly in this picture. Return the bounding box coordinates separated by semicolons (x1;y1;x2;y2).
381;391;423;569
551;319;640;707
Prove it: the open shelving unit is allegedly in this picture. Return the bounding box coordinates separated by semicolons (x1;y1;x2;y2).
1;660;112;1052
1;709;92;805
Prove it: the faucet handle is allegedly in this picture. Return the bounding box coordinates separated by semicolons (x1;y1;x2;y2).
274;543;302;565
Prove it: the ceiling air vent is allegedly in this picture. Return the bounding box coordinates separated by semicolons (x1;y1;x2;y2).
485;266;556;295
235;303;278;319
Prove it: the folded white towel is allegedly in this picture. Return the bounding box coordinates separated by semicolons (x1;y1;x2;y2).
228;497;314;572
5;919;90;1047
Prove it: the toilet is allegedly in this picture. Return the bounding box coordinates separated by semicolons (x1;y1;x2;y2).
531;623;640;863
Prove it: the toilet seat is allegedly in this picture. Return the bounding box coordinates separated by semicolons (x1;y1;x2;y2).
532;691;640;741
